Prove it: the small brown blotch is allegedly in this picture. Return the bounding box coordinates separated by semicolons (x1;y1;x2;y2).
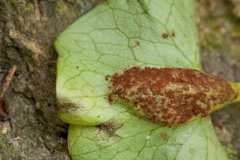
57;98;79;112
108;94;117;103
105;74;110;81
160;132;168;140
76;66;79;68
171;31;175;38
162;33;169;39
131;41;140;47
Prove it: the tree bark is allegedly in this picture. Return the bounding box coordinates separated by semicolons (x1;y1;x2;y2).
0;0;102;159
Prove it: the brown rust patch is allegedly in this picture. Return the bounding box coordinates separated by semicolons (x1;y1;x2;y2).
107;67;236;125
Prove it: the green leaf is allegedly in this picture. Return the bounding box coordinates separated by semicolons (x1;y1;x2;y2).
54;0;228;159
68;116;227;160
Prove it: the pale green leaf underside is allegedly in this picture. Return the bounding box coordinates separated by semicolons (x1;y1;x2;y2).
55;0;228;159
69;116;227;160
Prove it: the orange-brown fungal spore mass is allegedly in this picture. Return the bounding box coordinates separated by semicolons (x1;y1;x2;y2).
108;67;236;125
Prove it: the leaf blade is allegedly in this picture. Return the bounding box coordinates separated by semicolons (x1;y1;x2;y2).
55;0;228;159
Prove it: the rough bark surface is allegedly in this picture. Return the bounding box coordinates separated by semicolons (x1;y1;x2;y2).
0;0;102;159
0;0;239;159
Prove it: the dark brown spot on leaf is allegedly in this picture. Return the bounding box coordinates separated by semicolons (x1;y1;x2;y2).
105;74;110;81
162;33;168;39
171;31;175;38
